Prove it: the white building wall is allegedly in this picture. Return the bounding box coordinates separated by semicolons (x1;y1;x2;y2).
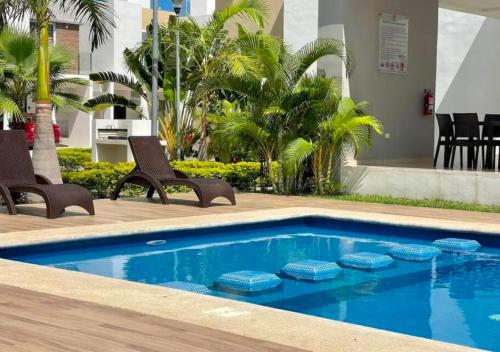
436;9;500;120
283;0;318;53
434;9;500;166
190;0;216;16
318;0;438;163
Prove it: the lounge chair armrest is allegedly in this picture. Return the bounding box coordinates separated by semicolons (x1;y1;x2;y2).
35;174;53;185
174;169;190;179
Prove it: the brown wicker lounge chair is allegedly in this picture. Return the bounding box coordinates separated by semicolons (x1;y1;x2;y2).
111;136;236;207
0;131;95;218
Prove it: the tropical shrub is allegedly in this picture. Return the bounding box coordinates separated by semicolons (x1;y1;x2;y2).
62;162;137;199
57;148;92;171
200;30;354;192
284;97;383;195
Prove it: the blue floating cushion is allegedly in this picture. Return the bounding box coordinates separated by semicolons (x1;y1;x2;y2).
162;281;211;294
339;252;394;269
389;244;441;262
433;238;481;253
282;259;342;282
216;270;281;293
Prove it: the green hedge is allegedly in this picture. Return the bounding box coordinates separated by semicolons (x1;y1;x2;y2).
58;148;268;199
57;148;92;171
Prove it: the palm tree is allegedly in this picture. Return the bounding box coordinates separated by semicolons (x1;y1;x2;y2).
2;0;114;183
283;97;383;195
0;28;88;122
133;0;267;160
200;31;354;191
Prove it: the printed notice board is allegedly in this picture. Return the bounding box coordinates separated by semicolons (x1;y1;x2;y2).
379;13;409;74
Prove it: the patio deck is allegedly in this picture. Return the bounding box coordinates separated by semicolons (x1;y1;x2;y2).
1;192;499;352
2;192;500;233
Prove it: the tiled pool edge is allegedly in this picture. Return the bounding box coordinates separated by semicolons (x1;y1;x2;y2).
0;207;494;352
0;207;499;249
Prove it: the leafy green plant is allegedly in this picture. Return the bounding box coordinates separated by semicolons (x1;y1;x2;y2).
199;31;354;191
58;148;273;198
284;97;382;195
0;28;89;121
57;148;92;171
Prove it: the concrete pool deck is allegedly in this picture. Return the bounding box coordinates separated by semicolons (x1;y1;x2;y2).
0;194;496;351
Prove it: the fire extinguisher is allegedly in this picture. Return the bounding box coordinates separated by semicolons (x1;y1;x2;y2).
423;89;434;116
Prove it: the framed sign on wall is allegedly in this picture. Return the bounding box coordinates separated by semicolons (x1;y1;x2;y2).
379;13;409;74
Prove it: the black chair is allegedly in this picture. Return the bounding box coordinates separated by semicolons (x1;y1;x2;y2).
482;114;500;169
434;114;455;168
452;113;481;170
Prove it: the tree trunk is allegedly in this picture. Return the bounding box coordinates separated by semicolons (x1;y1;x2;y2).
32;21;63;184
197;95;209;160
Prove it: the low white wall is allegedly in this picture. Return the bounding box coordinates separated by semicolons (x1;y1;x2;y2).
341;165;500;204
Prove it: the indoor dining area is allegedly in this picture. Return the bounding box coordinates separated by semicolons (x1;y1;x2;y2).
434;113;500;171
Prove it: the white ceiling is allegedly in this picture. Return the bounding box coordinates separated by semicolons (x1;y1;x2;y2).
440;0;500;19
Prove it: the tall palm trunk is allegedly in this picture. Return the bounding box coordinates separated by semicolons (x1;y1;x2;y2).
198;95;209;160
32;20;62;184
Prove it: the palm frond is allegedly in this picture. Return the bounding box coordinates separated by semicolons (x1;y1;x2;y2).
84;93;141;115
283;138;316;174
51;93;89;112
57;0;115;51
0;91;22;119
89;71;145;97
291;39;355;83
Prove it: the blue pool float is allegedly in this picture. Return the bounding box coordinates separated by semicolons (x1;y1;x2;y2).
216;270;282;293
432;238;481;253
282;259;342;282
161;281;211;294
389;244;441;262
339;252;394;270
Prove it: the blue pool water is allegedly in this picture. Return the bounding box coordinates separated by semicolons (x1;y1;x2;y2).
1;217;499;350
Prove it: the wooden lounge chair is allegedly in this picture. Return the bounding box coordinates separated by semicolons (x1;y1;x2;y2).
111;136;236;207
0;131;95;218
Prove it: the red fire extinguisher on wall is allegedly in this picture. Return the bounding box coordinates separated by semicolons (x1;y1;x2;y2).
423;89;434;116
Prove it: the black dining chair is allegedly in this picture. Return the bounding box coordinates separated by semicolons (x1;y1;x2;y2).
434;114;455;168
452;113;481;170
482;114;500;169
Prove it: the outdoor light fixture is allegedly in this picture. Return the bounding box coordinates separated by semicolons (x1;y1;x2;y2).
172;0;183;15
172;0;183;160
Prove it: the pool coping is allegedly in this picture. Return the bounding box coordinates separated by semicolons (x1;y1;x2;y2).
0;207;492;352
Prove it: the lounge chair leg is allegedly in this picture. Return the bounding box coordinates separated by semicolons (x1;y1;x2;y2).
0;185;17;215
147;187;155;198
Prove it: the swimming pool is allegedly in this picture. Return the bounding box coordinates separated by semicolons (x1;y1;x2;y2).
1;216;499;351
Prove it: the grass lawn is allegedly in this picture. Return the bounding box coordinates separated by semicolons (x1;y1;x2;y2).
326;194;500;214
